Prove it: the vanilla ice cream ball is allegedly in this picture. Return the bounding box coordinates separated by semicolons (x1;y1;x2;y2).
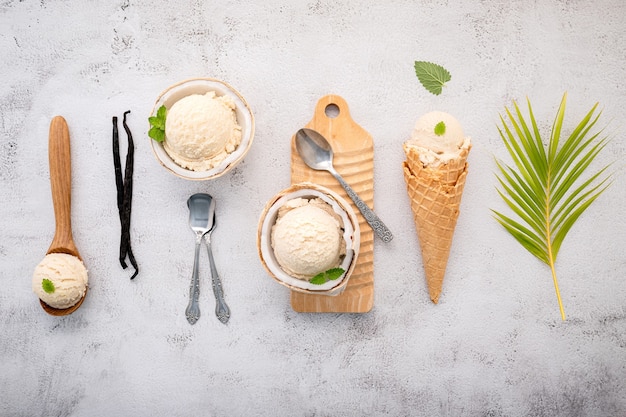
33;253;88;309
406;111;470;166
164;91;242;171
412;111;465;152
271;198;344;279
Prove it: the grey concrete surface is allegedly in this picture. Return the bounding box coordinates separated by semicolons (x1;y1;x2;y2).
1;1;625;416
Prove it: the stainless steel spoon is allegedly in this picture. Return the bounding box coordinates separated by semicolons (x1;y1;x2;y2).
295;128;393;242
203;213;230;324
186;193;213;324
186;193;230;325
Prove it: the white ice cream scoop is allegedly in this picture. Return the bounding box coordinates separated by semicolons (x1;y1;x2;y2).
405;111;470;167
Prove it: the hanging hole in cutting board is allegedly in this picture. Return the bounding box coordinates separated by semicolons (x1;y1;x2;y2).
325;103;340;118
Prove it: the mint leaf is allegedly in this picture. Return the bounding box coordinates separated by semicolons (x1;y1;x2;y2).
148;105;167;142
42;278;55;294
148;126;165;142
414;61;451;95
434;121;446;136
148;116;164;129
157;105;167;119
309;267;346;285
309;274;328;285
325;268;345;281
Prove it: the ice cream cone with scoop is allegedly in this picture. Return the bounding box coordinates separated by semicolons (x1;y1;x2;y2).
402;111;471;303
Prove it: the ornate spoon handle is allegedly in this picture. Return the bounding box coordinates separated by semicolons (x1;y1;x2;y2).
329;168;393;242
185;235;202;324
204;236;230;324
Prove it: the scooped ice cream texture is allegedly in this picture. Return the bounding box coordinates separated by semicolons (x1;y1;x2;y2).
271;198;345;279
404;111;471;167
164;91;242;171
32;253;88;309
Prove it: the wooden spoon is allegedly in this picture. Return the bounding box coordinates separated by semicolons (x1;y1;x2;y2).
39;116;87;316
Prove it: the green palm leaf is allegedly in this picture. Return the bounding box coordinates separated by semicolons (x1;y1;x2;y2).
493;93;612;320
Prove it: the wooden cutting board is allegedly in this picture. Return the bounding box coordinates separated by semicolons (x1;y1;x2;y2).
290;95;374;313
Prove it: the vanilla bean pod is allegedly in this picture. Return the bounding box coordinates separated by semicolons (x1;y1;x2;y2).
121;111;138;279
112;112;138;279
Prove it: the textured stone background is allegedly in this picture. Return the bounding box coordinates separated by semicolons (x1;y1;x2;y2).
1;1;625;416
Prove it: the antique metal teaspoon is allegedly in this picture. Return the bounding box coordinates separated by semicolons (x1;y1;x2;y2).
186;193;230;324
295;128;393;242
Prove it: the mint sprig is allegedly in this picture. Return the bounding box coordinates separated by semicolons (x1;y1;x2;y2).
414;61;451;96
42;278;55;294
148;105;167;142
309;268;345;285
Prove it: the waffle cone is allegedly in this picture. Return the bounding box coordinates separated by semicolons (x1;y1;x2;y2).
402;144;470;303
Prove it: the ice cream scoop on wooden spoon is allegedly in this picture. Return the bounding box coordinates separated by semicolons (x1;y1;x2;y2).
32;116;88;316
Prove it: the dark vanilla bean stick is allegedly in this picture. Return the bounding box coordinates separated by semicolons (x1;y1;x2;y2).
112;112;138;279
112;117;128;269
121;111;138;279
